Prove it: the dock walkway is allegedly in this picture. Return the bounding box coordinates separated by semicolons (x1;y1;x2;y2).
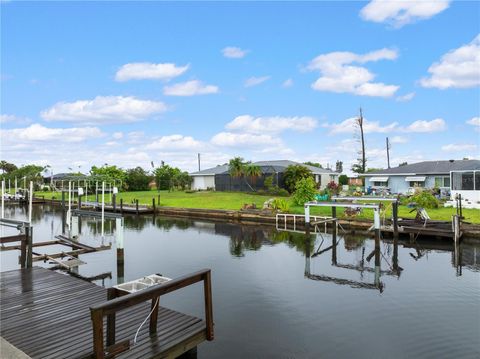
1;267;209;358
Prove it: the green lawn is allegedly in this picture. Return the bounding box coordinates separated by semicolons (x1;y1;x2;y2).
34;190;480;224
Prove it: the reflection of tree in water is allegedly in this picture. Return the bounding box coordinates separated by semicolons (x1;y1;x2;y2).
155;217;193;231
123;215;151;231
271;231;315;255
84;218;117;235
342;234;367;251
215;223;270;257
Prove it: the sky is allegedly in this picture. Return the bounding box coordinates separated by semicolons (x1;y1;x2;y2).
1;0;479;175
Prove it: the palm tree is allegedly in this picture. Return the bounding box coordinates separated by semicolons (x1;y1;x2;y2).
244;164;262;189
228;157;245;178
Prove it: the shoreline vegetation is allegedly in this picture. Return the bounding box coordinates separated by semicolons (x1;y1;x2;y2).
34;190;480;224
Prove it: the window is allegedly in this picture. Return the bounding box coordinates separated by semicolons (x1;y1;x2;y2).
373;181;387;187
409;181;424;187
434;176;450;188
476;172;480;191
452;172;474;190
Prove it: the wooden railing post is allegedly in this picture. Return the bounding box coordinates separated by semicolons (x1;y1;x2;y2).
26;226;32;268
106;288;116;346
120;198;123;214
149;297;160;334
91;310;105;359
20;234;27;268
204;270;214;341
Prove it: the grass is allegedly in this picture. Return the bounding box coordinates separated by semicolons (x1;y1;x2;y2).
34;189;480;224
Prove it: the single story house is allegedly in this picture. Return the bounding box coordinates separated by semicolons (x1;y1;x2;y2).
190;160;339;191
364;159;480;206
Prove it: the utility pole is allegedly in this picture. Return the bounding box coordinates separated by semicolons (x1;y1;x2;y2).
386;137;391;169
198;153;201;171
358;108;366;173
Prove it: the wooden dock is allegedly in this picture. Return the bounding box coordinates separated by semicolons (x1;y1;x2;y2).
1;267;213;358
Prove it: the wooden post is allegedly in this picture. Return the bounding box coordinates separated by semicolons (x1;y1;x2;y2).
331;206;337;232
112;194;116;212
157;194;160;207
149;297;160;334
332;219;337;265
26;226;32;268
106;288;116;346
152;198;156;212
120;198;123;214
19;234;26;268
204;270;214;341
91;310;105;359
78;194;82;209
61;190;65;209
392;201;398;239
136;199;139;215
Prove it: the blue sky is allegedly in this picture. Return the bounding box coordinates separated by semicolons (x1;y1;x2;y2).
1;1;479;174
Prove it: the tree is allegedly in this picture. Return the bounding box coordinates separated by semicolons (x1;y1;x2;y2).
292;177;317;205
228;157;245;178
283;164;313;193
399;162;408;167
125;167;152;191
303;161;323;168
339;174;348;185
154;164;176;190
335;160;343;173
351;108;366;174
0;161;17;174
90;165;127;188
244;164;262;186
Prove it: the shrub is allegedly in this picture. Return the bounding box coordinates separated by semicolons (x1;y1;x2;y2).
284;165;313;193
292;177;317;205
338;174;348;185
410;191;440;209
326;181;339;194
271;198;290;213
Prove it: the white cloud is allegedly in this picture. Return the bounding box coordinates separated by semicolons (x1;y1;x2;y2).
420;35;480;89
403;118;446;132
222;46;249;59
282;79;293;88
390;135;408;144
163;80;219;96
41;96;167;124
360;0;450;28
0;114;31;125
441;143;478;152
211;132;282;148
112;132;123;139
327;117;399;135
466;117;480;132
225;115;317;134
145;134;203;150
307;48;399;97
115;62;189;81
1;124;103;142
396;92;415;102
244;76;270;88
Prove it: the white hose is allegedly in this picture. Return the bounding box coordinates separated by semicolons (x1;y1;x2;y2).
133;297;159;345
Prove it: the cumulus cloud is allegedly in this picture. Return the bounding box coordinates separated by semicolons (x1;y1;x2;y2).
360;0;450;28
222;46;249;59
225;115;317;134
441;143;478;152
115;62;189;81
390;135;408;144
0;114;31;125
466;117;480;132
244;76;270;88
41;96;167;124
211;132;282;148
112;132;123;139
163;80;219;96
420;35;480;89
396;92;415;102
327;117;399;135
306;48;399;97
1;124;103;142
145;134;203;150
282;79;294;88
403;118;446;132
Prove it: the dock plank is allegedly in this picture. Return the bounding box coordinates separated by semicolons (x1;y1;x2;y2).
1;267;208;359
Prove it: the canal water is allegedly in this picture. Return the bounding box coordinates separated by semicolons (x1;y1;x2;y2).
1;204;479;358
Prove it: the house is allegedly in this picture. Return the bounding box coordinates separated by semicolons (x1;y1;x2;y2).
363;160;480;206
190;160;339;191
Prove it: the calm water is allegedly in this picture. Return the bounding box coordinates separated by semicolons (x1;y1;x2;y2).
1;204;479;358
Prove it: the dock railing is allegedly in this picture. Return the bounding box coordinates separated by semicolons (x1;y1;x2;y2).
276;213;331;233
89;268;214;359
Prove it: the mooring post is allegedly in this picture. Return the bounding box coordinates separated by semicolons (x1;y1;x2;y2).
331;206;337;231
112;194;116;213
332;218;338;265
157;194;160;206
61;190;65;209
304;204;310;234
120;198;123;214
26;226;32;268
392;200;398;239
152;198;156;212
136;199;139;215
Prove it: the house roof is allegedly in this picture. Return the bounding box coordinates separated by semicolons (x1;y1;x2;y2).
364;160;480;176
190;160;338;176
